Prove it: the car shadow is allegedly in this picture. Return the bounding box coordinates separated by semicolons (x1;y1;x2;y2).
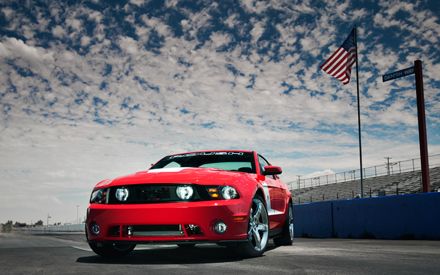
77;243;277;265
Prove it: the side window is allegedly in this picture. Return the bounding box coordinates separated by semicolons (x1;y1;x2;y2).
163;161;181;168
258;155;270;175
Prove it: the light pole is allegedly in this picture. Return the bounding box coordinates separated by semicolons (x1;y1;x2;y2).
385;157;392;175
76;205;79;224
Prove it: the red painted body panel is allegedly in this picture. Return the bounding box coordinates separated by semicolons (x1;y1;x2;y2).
87;200;248;242
86;150;292;244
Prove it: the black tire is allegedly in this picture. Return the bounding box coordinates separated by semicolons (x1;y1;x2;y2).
236;195;269;258
274;202;294;246
88;242;136;258
177;243;196;248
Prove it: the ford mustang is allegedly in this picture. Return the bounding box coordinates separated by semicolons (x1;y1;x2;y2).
86;150;294;257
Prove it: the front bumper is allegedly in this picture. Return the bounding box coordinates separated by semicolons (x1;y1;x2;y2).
86;199;249;243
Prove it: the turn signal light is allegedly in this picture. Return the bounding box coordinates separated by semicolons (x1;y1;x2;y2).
207;188;219;198
232;216;247;222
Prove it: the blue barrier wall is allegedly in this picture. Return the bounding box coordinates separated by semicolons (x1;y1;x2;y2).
294;192;440;239
294;201;333;238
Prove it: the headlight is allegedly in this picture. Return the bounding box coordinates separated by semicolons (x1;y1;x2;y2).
176;185;194;200
115;187;129;202
206;186;239;200
90;189;108;204
221;186;238;200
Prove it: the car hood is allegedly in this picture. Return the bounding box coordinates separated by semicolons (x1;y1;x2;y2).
95;167;256;188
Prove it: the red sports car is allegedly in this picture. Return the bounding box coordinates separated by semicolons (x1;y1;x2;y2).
86;150;294;257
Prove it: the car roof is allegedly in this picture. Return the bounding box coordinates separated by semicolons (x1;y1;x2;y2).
168;149;254;156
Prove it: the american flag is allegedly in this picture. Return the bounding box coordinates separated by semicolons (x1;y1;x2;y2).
320;28;357;85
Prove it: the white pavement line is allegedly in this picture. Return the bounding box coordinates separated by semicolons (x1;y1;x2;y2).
71;245;92;252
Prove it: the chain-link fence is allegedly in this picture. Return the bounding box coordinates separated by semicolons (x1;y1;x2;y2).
288;154;440;190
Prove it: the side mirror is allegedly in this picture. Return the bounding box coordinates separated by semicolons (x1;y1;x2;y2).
263;165;282;175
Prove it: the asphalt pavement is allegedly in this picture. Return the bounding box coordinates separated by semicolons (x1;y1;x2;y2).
1;232;439;274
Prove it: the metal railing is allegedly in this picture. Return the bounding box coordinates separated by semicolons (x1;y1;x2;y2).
13;224;85;233
288;154;440;190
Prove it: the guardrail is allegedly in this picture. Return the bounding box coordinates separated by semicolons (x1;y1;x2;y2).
14;224;85;233
288;154;440;190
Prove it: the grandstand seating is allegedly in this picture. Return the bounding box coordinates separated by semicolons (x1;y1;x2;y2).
292;166;440;204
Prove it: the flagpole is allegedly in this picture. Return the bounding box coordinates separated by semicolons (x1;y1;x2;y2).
354;25;364;197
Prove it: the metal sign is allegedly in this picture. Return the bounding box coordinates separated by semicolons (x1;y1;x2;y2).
382;66;415;82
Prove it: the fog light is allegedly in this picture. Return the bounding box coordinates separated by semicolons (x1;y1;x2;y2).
214;221;227;234
91;223;100;235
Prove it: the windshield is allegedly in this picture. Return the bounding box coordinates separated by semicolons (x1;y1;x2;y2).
150;151;256;173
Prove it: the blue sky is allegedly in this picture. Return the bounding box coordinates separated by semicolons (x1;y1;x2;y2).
1;0;439;223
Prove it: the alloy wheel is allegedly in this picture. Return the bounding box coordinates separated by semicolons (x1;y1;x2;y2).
248;198;269;251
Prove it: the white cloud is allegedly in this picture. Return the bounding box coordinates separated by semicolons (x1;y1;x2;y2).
366;44;400;73
0;37;54;63
304;169;335;178
136;16;172;44
87;10;103;23
129;0;145;7
250;20;265;43
351;8;367;20
225;13;239;29
299;36;320;57
209;32;231;49
373;13;402;28
118;36;140;55
335;0;350;19
179;6;214;40
66;17;82;32
241;0;270;14
1;7;14;20
80;36;92;47
52;25;66;38
292;0;315;14
165;0;179;8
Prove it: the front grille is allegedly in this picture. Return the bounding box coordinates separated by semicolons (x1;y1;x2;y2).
126;225;184;237
107;184;210;204
108;225;120;237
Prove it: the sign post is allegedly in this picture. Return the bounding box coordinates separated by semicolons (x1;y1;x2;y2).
382;60;430;192
414;60;430;192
